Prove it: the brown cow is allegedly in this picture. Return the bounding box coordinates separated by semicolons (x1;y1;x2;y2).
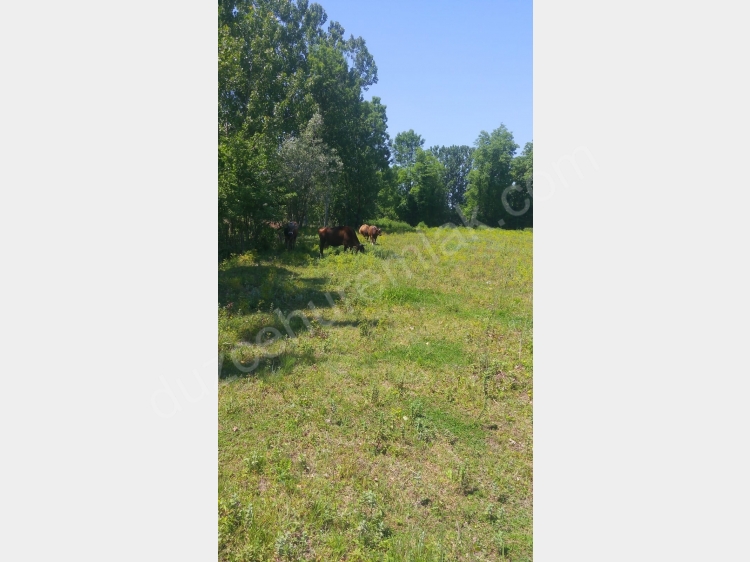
318;226;365;257
366;225;382;245
284;222;299;250
359;224;370;238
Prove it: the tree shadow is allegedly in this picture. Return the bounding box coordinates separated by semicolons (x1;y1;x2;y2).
219;347;318;380
323;320;358;328
219;263;331;310
218;250;386;381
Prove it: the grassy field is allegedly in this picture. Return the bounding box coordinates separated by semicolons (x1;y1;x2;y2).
218;226;532;561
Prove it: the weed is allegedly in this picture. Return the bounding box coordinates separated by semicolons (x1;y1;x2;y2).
370;412;395;455
484;502;504;523
409;399;424;420
274;526;309;561
297;453;309;473
308;496;337;531
494;530;510;558
457;464;477;495
218;494;255;553
243;451;265;474
414;417;435;443
356;491;391;548
273;456;298;491
370;384;380;406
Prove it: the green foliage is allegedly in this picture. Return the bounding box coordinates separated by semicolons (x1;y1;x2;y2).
464;124;533;230
392;129;425;168
220;2;531;255
429;144;475;210
381;131;530;230
395;149;450;227
243;451;266;474
274;526;309;561
356;490;390;548
279;112;343;226
218;131;287;258
364;217;414;233
218;0;391;256
509;142;534;228
305;43;390;227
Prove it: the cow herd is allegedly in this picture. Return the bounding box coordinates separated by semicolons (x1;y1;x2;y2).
269;221;384;257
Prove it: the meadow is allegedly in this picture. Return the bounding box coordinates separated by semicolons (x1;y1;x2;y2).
218;225;532;561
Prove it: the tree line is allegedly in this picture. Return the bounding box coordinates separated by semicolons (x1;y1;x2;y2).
219;0;532;258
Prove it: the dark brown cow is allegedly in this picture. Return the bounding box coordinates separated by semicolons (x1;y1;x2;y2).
366;225;382;245
318;226;365;257
284;222;299;250
359;224;370;238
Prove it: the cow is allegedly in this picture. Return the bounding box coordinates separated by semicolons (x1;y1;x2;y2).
318;226;365;257
366;225;382;245
284;222;299;250
359;224;370;238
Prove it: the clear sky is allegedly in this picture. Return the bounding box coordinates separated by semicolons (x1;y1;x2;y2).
317;0;532;153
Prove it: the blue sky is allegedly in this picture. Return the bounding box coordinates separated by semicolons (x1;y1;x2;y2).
317;0;532;153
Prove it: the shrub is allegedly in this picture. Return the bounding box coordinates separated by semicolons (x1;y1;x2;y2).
364;218;415;233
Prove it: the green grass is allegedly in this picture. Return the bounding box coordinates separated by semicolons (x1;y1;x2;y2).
219;227;532;561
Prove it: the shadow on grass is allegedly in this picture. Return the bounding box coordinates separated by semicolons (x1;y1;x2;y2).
219;347;318;380
219;262;334;311
323;318;381;328
219;238;392;313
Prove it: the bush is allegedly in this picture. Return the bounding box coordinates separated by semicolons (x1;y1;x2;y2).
364;218;414;233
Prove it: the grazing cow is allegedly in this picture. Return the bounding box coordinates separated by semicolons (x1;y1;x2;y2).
284;222;299;250
366;225;382;245
359;224;370;238
317;226;365;257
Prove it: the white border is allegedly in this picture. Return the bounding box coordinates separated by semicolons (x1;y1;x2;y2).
535;1;750;559
0;1;217;559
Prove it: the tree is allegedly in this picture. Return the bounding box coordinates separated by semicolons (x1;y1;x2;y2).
218;129;284;256
278;112;343;226
218;0;318;256
339;97;391;226
464;124;519;228
217;0;390;254
508;141;533;228
374;166;399;220
396;149;449;226
429;144;474;209
392;130;425;168
305;26;389;227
